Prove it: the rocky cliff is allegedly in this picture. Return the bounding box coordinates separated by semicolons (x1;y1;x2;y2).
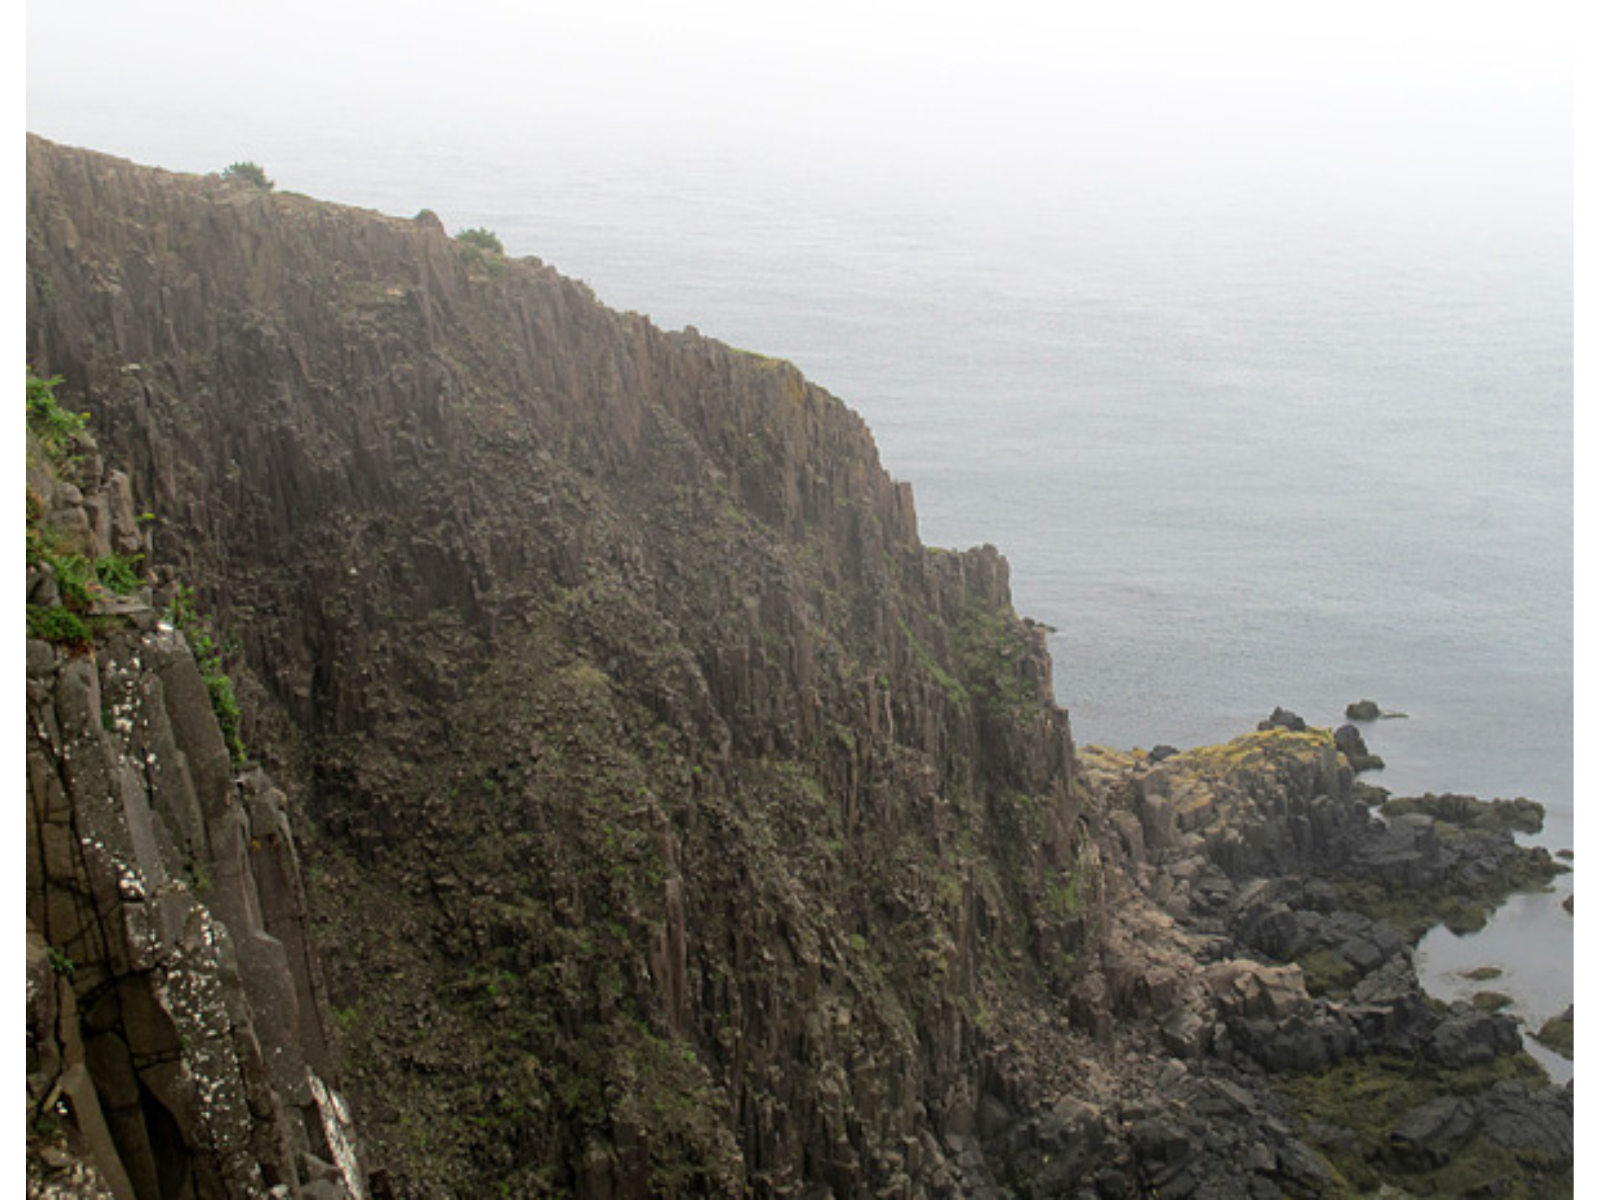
26;387;365;1198
25;134;1088;1198
25;136;1571;1199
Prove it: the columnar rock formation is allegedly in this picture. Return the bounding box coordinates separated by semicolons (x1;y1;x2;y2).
26;136;1571;1199
26;134;1088;1197
26;417;364;1198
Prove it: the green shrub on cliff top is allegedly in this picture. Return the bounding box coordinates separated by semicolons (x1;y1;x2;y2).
455;227;504;255
222;161;274;190
454;227;507;276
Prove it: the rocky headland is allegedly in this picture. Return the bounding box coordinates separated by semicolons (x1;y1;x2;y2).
25;136;1572;1199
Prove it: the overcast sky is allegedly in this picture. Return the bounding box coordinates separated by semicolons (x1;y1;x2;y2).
25;0;1573;234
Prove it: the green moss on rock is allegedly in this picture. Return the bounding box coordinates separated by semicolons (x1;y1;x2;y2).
1282;1052;1565;1199
1532;1013;1573;1060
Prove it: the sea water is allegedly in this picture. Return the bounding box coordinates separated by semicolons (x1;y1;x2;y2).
30;118;1574;1080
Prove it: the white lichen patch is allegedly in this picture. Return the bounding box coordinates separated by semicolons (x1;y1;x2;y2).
309;1073;368;1200
148;920;263;1179
116;867;147;902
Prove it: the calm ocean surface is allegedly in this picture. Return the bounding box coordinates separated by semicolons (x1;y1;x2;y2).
34;121;1575;1077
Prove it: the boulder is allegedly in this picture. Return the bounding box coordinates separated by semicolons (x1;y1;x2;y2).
1231;1011;1357;1073
1127;1115;1194;1176
1025;1096;1108;1188
1425;1004;1523;1068
1475;1082;1574;1163
1202;960;1311;1022
1390;1097;1477;1167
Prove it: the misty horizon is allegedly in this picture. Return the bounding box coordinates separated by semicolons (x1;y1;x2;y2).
27;1;1573;247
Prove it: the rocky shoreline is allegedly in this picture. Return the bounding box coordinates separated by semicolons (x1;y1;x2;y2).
1043;721;1573;1198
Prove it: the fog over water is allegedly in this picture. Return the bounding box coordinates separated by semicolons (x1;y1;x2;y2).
27;0;1576;1077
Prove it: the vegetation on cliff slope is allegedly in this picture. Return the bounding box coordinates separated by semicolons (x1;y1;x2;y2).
26;371;137;648
1282;1053;1568;1199
26;370;247;748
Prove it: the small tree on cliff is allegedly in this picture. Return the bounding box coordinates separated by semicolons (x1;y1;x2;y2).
454;227;507;275
455;227;504;255
222;161;274;190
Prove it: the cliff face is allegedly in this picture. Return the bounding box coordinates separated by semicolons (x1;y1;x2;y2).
26;136;1086;1197
25;412;364;1198
25;137;1572;1200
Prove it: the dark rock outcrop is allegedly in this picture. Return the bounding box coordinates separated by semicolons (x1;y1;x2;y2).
1078;731;1571;1192
1257;707;1307;733
1333;723;1384;773
26;419;363;1198
1425;1003;1523;1067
